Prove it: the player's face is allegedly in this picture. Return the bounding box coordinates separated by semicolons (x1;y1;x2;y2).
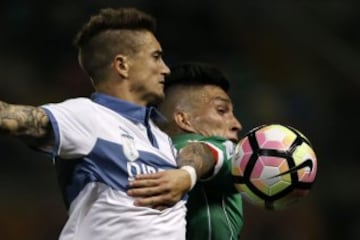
189;85;242;142
127;31;170;106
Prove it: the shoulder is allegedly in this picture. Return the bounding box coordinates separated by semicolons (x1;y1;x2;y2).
173;134;235;158
42;97;98;113
173;134;229;146
43;97;93;107
195;136;236;161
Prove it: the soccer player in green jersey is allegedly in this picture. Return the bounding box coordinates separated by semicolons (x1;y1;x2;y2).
129;62;244;239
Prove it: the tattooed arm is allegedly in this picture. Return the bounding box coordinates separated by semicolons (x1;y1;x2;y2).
127;142;216;209
0;100;52;147
176;142;216;179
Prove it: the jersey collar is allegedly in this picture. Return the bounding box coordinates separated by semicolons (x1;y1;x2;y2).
91;92;166;124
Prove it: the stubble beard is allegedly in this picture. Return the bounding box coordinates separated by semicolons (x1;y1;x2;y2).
146;93;164;107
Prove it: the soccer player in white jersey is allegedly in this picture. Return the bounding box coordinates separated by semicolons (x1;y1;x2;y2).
0;8;212;240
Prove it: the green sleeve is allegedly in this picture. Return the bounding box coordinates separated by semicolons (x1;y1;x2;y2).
173;134;237;193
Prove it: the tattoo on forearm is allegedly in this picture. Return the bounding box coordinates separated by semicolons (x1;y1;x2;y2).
0;101;50;138
177;142;216;179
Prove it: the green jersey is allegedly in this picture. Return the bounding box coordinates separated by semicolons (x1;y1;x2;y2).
173;134;244;240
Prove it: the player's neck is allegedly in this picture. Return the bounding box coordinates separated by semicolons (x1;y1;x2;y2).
95;82;147;107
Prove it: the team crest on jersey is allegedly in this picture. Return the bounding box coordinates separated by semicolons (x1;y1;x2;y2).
121;133;139;161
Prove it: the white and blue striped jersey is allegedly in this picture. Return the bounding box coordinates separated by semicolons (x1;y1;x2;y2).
41;92;186;240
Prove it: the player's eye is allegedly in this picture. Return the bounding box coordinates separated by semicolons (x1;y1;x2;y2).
152;51;162;60
217;108;226;114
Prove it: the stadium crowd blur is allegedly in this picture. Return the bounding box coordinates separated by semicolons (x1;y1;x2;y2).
0;0;359;239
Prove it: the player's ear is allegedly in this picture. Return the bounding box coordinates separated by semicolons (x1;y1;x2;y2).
113;54;129;78
174;111;196;132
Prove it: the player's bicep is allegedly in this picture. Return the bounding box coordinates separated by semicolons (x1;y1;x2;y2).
196;139;232;181
177;142;216;179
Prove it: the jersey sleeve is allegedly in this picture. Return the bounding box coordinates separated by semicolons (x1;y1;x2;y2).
41;98;97;159
198;138;237;192
173;134;237;192
173;134;234;179
197;138;234;181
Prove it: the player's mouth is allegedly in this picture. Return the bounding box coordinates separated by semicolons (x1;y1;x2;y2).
229;136;239;143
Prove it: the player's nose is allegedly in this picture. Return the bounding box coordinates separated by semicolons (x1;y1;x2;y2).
228;116;242;142
230;116;242;133
161;60;171;76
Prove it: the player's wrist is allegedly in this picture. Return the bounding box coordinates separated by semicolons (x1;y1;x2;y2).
180;165;197;190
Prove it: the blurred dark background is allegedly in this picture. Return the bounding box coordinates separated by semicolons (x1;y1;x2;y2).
0;0;359;239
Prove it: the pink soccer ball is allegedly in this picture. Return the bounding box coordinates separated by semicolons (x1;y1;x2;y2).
232;124;317;210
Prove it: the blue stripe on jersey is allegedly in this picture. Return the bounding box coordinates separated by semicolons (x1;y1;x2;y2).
41;107;60;158
65;138;177;205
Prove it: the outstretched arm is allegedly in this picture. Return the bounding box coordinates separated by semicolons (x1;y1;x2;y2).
0;101;52;146
127;142;216;209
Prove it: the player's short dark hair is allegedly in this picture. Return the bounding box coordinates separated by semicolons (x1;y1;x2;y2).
74;8;157;84
165;62;230;93
74;8;156;47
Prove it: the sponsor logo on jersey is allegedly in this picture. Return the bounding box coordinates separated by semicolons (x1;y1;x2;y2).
127;162;163;181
